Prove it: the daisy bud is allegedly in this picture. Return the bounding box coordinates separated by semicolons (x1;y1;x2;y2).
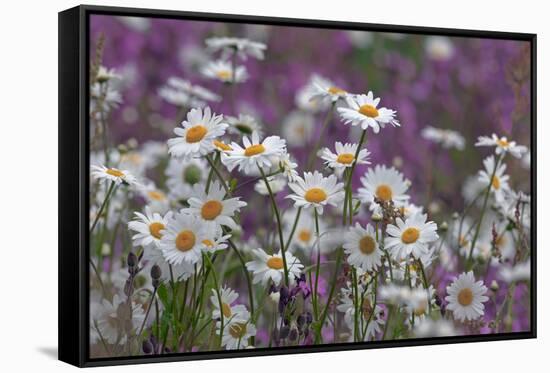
452;212;460;220
289;328;298;342
101;243;111;256
127;252;138;269
440;221;448;232
490;280;499;292
372;213;383;222
117;144;129;153
280;325;290;339
151;264;162;280
142;340;153;354
127;138;138;149
151;264;162;288
305;311;313;325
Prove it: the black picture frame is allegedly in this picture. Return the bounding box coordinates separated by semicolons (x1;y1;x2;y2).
58;4;537;367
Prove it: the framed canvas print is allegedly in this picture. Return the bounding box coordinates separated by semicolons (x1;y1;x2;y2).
58;5;536;367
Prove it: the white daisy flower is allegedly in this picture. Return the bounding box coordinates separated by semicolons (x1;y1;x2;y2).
399;203;425;219
309;74;349;103
210;286;249;321
159;212;207;265
357;165;410;210
343;223;383;272
421;126;465;150
92;294;145;345
220;319;257;350
295;82;330;113
254;175;287;195
337;283;385;341
128;207;172;249
159;77;220;108
91;164;138;186
90;83;122;117
223;131;286;174
245;248;303;286
403;285;436;322
287;171;345;215
445;271;489;322
226;114;263;137
385;213;439;261
139;183;170;213
424;36;455;61
413;318;456;338
478;155;511;202
201;228;231;253
346;30;374;48
276;152;299;182
182;180;247;233
283;208;325;253
165;157;207;202
167;107;228;159
201;59;248;83
205;37;267;60
498;261;531;283
281;110;315;147
321;142;370;170
96;65;121;83
475;133;527;158
337;91;400;133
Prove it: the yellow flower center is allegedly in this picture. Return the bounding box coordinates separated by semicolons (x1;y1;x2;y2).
491;176;501;190
298;229;311;243
337;153;355;165
457;288;473;306
359;235;376;255
214;140;232;151
361;299;373;319
216;70;232;80
358;104;379;118
401;227;420;244
266;256;284;270
148;190;166;201
202;239;214;248
228;323;247;339
328;86;347;95
244;144;265;157
185;125;208;143
497;138;509;148
375;184;393;202
201;200;223;220
495;235;505;247
149;222;165;240
304;188;327;203
175;230;196;252
106;168;124;178
221;302;232;318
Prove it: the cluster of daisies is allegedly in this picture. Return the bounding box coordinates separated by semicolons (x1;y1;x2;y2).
88;34;531;357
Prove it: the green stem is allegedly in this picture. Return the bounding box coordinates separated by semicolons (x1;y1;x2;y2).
306;102;335;170
313;209;322;322
90;180;116;233
206;153;228;194
204;253;224;347
258;164;289;286
284;207;302;251
467;154;502;270
314;249;343;344
344;129;367;225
